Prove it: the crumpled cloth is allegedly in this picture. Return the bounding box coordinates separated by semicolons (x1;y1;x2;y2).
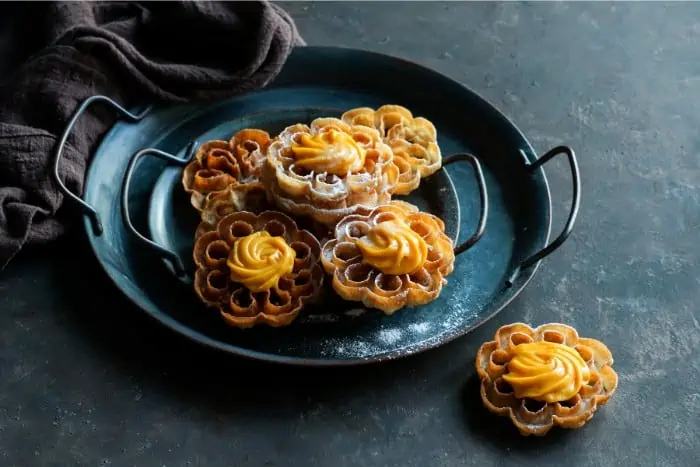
0;1;304;270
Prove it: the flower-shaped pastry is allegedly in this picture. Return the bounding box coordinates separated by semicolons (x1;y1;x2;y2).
262;117;400;227
196;184;274;239
321;200;455;314
195;186;332;246
341;105;442;195
475;323;618;436
192;210;324;328
182;129;271;210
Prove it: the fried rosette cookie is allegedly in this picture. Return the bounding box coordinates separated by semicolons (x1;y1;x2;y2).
341;105;442;195
321;200;455;314
182;129;271;210
263;117;400;227
195;186;331;245
192;211;324;328
475;323;618;436
196;184;273;239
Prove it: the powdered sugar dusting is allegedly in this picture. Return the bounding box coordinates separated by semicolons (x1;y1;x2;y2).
409;322;431;334
328;339;378;358
309;266;493;361
378;328;403;345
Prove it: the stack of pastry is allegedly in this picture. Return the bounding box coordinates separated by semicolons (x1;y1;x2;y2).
181;105;455;328
263;117;399;226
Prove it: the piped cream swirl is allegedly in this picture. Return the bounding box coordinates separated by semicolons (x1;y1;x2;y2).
356;220;427;275
290;129;366;175
503;341;591;403
227;231;296;292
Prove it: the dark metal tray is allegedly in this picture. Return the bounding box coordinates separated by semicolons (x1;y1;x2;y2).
53;46;579;365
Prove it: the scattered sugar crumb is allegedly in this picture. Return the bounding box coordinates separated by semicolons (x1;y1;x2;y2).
332;340;373;357
378;328;402;345
409;322;431;334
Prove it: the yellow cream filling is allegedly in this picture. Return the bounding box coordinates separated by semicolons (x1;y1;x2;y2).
503;341;591;403
356;220;427;275
227;231;296;292
290;129;366;175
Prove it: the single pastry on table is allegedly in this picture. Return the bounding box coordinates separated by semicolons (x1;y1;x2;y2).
321;200;455;314
475;323;618;436
182;129;271;211
262;117;400;227
192;210;325;328
341;105;441;195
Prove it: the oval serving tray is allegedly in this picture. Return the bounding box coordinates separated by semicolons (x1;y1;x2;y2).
53;46;580;366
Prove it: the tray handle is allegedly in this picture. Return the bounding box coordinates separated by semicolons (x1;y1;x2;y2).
121;142;198;278
52;95;152;236
508;145;581;285
442;153;489;255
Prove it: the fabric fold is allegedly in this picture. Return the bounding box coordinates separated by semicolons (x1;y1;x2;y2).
0;1;304;270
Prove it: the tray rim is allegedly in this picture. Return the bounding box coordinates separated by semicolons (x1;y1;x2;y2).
81;45;554;366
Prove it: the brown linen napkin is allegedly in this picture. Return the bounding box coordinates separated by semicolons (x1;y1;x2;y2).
0;1;304;270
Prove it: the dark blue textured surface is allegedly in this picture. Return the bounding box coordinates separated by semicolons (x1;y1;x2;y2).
6;3;697;466
87;47;558;364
